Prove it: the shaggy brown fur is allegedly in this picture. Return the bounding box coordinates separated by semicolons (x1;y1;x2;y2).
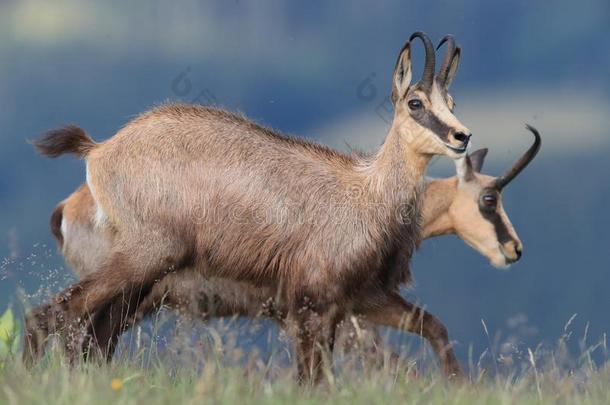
26;33;473;382
54;147;534;376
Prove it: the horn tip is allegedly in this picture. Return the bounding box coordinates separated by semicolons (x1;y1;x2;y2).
525;123;537;133
495;125;541;189
436;34;455;50
409;31;429;41
524;124;542;143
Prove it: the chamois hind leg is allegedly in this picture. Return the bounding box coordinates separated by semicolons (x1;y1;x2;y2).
83;269;213;363
82;270;213;363
289;297;341;385
82;285;154;363
362;292;464;379
23;231;192;367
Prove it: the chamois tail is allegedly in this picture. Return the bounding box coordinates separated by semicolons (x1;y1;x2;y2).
33;125;97;158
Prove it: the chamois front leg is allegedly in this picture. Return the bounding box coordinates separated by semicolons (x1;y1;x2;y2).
363;293;464;379
336;316;402;369
289;297;341;385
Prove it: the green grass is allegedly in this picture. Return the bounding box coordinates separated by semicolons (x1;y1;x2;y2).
0;356;608;404
1;308;608;404
0;339;608;405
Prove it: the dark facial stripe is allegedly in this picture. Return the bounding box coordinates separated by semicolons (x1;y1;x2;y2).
411;108;452;143
479;205;513;245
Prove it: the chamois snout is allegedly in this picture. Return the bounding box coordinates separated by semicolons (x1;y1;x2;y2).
449;131;471;153
501;239;523;264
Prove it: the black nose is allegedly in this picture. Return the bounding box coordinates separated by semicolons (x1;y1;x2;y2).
515;246;522;260
454;132;471;144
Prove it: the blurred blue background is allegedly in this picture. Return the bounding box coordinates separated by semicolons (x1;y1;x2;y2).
0;0;609;365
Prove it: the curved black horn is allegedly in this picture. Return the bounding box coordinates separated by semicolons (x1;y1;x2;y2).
495;125;542;190
436;35;456;87
409;32;435;90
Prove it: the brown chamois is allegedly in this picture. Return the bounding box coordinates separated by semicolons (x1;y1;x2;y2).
27;32;472;382
50;132;540;375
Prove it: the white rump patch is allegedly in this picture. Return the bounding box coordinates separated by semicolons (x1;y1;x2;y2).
94;205;108;228
86;164;108;228
60;217;68;251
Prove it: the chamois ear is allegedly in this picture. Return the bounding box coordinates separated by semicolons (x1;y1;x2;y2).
443;47;461;90
391;41;413;105
468;148;488;173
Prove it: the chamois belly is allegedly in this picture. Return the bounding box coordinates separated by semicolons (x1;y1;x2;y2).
195;219;396;296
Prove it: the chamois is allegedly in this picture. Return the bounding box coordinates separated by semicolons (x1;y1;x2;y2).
27;32;472;381
50;131;540;376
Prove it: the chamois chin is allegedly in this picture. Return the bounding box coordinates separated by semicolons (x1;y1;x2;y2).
49;131;540;374
27;32;472;382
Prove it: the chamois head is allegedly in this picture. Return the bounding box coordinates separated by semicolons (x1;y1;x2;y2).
391;33;471;158
449;126;541;268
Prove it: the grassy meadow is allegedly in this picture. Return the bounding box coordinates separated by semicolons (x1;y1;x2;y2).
0;307;608;404
0;350;608;404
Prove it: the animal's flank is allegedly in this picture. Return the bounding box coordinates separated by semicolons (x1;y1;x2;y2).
33;125;96;158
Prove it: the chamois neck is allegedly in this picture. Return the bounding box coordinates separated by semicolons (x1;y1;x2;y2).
421;177;458;238
365;124;431;195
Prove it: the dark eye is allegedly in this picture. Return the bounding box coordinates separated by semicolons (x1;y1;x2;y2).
408;99;423;110
482;194;497;207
